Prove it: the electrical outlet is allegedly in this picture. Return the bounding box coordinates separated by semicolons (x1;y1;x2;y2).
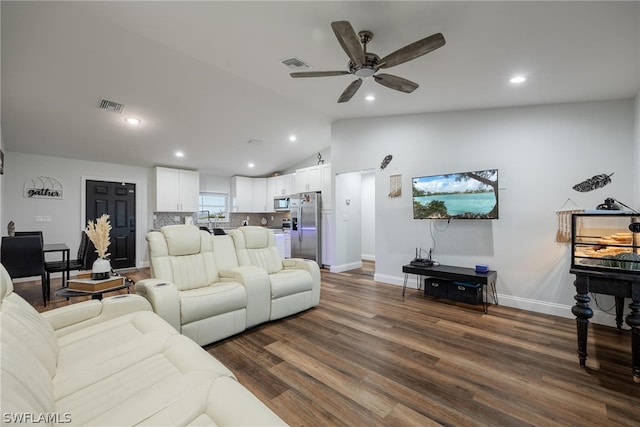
35;216;52;223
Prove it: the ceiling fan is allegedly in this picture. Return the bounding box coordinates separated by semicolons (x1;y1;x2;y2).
290;21;445;103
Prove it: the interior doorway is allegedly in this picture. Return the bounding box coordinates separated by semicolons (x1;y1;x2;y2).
85;180;136;269
334;169;375;276
360;169;376;276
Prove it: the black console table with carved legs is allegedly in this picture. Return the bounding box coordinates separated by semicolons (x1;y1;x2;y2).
571;268;640;383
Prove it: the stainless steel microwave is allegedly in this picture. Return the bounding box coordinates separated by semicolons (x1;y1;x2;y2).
274;197;290;211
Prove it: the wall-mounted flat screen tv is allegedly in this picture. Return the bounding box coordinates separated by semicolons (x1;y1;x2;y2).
412;169;499;219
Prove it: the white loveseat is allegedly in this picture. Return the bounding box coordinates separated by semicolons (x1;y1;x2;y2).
135;225;320;347
0;264;286;426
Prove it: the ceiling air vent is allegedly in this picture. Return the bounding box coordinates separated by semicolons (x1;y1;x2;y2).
281;57;310;70
98;99;125;113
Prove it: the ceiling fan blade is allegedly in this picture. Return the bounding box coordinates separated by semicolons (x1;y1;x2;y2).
337;78;363;103
331;21;365;67
290;71;350;78
379;33;445;69
374;73;419;93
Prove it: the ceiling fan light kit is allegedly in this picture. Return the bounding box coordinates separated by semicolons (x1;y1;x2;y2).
291;20;445;103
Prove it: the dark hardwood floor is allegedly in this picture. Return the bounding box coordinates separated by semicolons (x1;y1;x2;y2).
13;268;640;426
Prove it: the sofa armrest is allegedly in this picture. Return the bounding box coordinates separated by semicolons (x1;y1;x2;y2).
283;258;321;306
219;266;271;328
134;279;181;332
42;294;152;336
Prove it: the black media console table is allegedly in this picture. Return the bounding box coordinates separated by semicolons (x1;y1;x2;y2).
571;268;640;383
402;264;498;313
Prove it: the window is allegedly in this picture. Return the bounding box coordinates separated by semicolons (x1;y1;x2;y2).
198;192;228;223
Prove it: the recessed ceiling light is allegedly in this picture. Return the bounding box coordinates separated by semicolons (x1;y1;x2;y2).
365;95;375;101
125;117;141;125
175;151;184;158
289;135;297;142
510;75;526;84
248;163;255;168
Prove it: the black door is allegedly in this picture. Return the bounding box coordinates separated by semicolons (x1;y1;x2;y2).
86;180;136;269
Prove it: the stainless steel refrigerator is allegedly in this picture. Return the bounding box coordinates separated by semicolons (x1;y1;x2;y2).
290;192;322;264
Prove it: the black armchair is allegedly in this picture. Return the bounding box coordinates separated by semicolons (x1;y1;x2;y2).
45;232;91;297
14;231;44;242
1;235;47;305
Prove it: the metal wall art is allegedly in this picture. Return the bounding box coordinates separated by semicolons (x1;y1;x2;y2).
572;173;613;192
23;176;63;199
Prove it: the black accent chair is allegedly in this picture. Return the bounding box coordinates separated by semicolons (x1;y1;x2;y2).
14;231;44;241
1;235;47;305
45;232;91;298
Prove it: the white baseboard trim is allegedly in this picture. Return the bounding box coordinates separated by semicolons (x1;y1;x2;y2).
330;261;363;273
375;274;623;328
374;273;404;287
361;254;375;262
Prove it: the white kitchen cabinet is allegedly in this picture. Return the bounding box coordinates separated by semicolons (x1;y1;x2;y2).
230;176;253;212
155;167;199;212
252;178;268;212
274;173;295;196
230;176;271;212
268;173;295;200
266;177;276;203
294;165;322;193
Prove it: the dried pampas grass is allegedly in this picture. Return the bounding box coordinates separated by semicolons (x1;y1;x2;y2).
85;214;111;259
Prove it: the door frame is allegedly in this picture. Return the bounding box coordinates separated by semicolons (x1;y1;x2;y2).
81;175;143;268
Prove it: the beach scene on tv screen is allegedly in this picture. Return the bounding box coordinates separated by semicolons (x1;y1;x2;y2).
412;169;498;219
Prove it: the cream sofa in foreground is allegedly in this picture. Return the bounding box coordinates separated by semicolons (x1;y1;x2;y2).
0;265;286;426
135;225;320;346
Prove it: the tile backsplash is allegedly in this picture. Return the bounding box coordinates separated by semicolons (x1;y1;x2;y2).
152;212;290;230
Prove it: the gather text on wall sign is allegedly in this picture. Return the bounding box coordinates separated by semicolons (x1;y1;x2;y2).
23;176;64;199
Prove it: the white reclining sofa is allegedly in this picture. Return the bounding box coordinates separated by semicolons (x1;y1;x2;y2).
135;225;320;347
228;226;321;321
0;264;286;426
135;225;273;346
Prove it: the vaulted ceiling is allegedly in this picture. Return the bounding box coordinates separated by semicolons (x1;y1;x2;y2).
2;1;639;177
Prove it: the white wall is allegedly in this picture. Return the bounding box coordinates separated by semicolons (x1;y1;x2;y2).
282;146;331;174
331;99;636;327
332;171;363;272
361;170;375;261
199;174;230;194
2;152;153;268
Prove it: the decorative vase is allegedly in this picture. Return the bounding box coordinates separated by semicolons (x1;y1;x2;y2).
91;258;111;280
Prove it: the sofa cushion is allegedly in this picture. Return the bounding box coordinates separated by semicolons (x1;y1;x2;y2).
54;334;234;426
148;225;221;291
269;269;314;298
179;282;247;325
229;227;284;274
0;267;59;378
162;224;203;256
169;252;220;291
53;311;188;400
1;327;55;418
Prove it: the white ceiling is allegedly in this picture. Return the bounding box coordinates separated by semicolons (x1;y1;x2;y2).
2;1;639;177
